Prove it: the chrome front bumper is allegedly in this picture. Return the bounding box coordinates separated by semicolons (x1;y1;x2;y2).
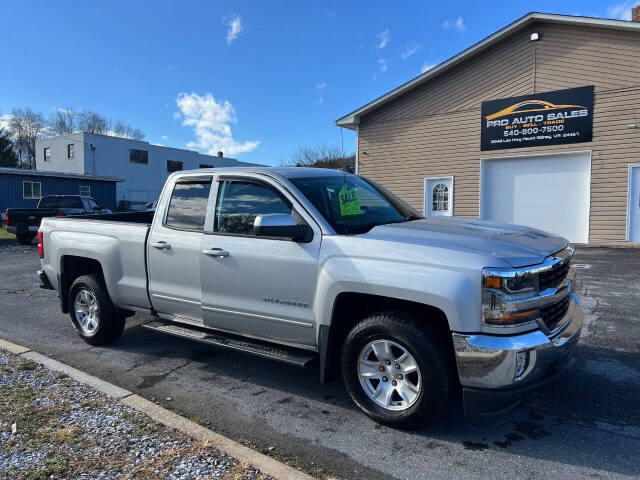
452;293;583;414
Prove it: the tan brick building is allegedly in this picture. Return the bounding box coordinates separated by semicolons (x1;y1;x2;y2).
336;12;640;245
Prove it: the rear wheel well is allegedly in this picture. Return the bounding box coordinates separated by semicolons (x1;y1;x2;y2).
320;292;455;384
59;256;105;313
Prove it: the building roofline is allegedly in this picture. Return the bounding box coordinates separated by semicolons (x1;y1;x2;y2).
38;131;241;162
335;12;640;129
0;167;124;182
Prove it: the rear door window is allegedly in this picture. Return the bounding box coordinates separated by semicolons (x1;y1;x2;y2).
164;181;212;231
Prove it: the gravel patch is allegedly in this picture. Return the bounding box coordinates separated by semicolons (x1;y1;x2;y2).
0;240;36;255
0;349;275;480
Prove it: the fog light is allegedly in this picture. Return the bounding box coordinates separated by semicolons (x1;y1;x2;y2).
515;351;528;380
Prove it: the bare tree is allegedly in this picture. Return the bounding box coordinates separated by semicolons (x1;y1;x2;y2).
283;143;355;170
48;108;76;135
9;108;45;169
113;120;145;141
75;110;145;140
77;109;111;135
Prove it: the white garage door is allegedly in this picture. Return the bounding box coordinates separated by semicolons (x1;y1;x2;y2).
481;152;591;243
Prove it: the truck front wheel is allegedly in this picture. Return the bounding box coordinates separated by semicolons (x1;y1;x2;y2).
341;311;453;428
68;274;125;346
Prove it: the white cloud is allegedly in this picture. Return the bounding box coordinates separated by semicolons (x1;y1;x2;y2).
377;29;391;49
421;62;436;74
401;43;421;60
378;58;389;72
161;135;169;141
175;92;259;156
442;15;465;32
607;1;637;19
224;14;243;44
314;81;326;105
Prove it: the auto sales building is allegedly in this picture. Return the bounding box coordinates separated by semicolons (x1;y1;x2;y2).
336;12;640;245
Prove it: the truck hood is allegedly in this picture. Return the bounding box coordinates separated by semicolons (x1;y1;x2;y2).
362;217;569;268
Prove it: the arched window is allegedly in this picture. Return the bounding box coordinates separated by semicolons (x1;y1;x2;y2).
432;183;449;212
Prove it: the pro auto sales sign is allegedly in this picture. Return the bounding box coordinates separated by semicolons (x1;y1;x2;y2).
480;86;594;151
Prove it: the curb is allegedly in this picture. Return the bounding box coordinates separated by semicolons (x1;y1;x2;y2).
0;338;313;480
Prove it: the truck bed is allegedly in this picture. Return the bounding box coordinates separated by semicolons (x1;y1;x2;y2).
39;212;154;312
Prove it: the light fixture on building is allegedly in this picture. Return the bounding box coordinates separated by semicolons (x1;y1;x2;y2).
530;32;540;41
628;123;638;129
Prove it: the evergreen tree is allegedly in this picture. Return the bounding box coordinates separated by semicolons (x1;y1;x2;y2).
0;128;18;168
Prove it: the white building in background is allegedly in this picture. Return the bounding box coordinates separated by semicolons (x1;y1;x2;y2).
35;132;261;209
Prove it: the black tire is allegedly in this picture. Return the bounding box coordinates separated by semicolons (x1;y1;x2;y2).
68;274;125;346
341;311;454;428
16;233;34;245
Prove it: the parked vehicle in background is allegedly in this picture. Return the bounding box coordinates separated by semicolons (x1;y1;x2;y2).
6;195;111;244
37;167;583;427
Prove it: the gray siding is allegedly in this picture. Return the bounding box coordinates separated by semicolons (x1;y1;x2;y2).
35;133;85;174
358;21;640;243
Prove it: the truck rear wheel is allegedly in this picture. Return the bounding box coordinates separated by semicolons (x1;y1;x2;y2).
16;233;34;245
341;311;453;428
68;274;125;346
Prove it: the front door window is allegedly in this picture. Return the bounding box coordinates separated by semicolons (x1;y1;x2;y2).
425;177;453;217
432;184;449;213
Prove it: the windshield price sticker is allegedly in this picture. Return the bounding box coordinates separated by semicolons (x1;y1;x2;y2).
339;185;361;216
480;86;594;151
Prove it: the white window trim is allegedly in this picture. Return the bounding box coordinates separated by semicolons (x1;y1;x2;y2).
23;181;42;199
423;176;454;217
626;163;640;242
79;185;90;196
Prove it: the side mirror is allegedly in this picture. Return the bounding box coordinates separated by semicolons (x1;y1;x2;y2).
254;214;312;242
145;202;153;209
93;205;101;211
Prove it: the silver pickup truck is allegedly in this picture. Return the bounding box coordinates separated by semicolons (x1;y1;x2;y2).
37;167;582;427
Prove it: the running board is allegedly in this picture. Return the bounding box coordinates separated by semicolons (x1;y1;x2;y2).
142;320;316;367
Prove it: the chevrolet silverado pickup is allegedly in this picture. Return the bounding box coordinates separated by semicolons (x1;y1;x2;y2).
37;167;582;427
6;195;111;244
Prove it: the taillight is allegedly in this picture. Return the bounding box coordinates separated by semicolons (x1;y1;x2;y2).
55;211;64;217
37;230;44;258
5;210;9;225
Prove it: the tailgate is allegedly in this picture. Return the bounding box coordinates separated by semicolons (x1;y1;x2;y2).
7;209;57;229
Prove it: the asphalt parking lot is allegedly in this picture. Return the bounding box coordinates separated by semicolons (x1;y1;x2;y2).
1;240;639;480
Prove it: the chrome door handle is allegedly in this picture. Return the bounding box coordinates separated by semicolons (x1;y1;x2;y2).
150;241;171;250
202;248;229;258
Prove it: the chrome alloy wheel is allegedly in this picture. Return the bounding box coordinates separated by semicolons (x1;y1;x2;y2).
74;289;100;336
357;339;422;411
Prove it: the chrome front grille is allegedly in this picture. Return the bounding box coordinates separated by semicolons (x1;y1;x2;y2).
540;295;570;332
539;258;570;290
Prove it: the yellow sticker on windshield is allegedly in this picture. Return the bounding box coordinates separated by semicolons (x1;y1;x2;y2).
339;185;361;216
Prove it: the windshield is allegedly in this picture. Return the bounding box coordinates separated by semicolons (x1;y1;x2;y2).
38;196;83;209
291;174;422;234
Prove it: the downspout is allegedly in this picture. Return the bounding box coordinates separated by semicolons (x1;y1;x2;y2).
532;35;537;93
355;125;360;174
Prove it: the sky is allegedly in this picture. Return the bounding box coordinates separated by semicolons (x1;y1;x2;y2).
1;0;636;166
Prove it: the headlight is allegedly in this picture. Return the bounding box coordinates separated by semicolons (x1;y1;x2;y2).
482;268;540;327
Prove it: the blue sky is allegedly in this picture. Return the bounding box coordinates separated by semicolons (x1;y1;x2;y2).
1;0;635;166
